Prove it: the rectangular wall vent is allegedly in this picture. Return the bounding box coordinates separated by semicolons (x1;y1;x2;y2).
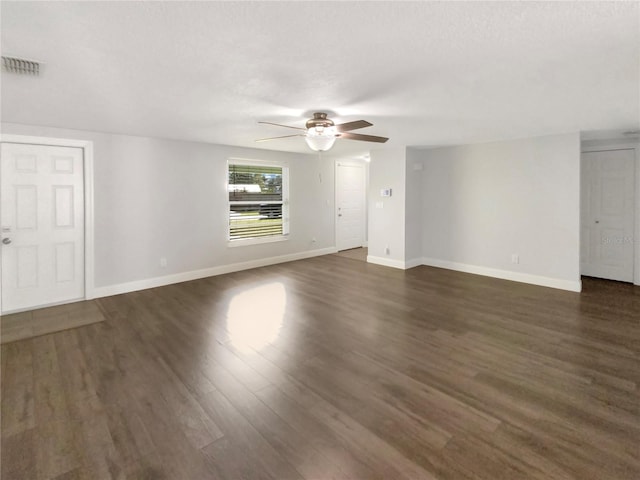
2;56;40;75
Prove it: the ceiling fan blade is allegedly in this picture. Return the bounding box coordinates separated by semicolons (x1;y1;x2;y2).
335;120;373;132
255;134;305;143
258;121;307;131
339;132;389;143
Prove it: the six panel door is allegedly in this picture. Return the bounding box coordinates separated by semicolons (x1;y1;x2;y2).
1;143;85;312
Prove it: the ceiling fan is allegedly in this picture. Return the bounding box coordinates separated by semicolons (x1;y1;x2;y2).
256;112;389;152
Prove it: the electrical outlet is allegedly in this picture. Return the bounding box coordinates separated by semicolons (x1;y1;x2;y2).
160;257;167;268
511;254;519;264
385;246;390;255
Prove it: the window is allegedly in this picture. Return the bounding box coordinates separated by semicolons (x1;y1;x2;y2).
228;161;289;243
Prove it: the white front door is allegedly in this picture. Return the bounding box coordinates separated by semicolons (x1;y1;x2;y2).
581;149;635;282
336;162;366;251
1;143;85;312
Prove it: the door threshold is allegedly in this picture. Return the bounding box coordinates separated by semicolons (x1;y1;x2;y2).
1;297;86;316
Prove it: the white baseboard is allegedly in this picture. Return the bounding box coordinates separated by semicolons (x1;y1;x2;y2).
367;255;404;269
92;247;338;299
404;258;423;269
367;256;424;270
421;257;582;292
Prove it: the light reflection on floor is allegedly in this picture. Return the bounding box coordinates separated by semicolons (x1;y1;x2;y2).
226;282;286;353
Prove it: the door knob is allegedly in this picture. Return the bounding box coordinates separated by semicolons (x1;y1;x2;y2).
2;238;11;245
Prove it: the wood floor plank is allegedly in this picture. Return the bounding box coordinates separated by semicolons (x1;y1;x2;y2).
201;436;273;480
198;362;352;480
54;330;98;406
131;390;220;479
29;335;83;479
68;408;126;480
1;429;37;480
1;340;35;437
306;395;438;480
154;356;224;449
101;405;155;472
255;384;394;480
2;255;639;479
35;418;80;480
198;389;304;479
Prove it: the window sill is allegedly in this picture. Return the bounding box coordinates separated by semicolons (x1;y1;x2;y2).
227;234;289;248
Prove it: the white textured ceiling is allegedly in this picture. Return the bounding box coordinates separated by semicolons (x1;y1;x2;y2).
1;1;638;155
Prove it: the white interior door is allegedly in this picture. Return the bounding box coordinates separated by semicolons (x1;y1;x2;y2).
581;149;635;282
336;162;366;251
1;143;85;312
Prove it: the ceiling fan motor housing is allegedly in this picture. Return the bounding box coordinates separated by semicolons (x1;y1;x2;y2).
306;112;335;131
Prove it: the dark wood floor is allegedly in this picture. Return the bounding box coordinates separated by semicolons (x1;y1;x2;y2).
2;254;639;479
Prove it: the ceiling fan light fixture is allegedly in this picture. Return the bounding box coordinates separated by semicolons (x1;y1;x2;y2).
305;126;337;151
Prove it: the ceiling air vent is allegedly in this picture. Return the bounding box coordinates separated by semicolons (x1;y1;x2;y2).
2;56;40;75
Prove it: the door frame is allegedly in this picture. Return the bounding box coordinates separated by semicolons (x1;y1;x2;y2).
581;139;640;286
0;134;95;313
334;159;368;251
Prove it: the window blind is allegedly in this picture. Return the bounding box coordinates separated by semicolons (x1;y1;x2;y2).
228;164;287;241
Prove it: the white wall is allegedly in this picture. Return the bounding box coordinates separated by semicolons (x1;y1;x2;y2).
405;149;423;267
1;123;335;295
367;148;406;268
416;133;582;291
581;138;640;286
